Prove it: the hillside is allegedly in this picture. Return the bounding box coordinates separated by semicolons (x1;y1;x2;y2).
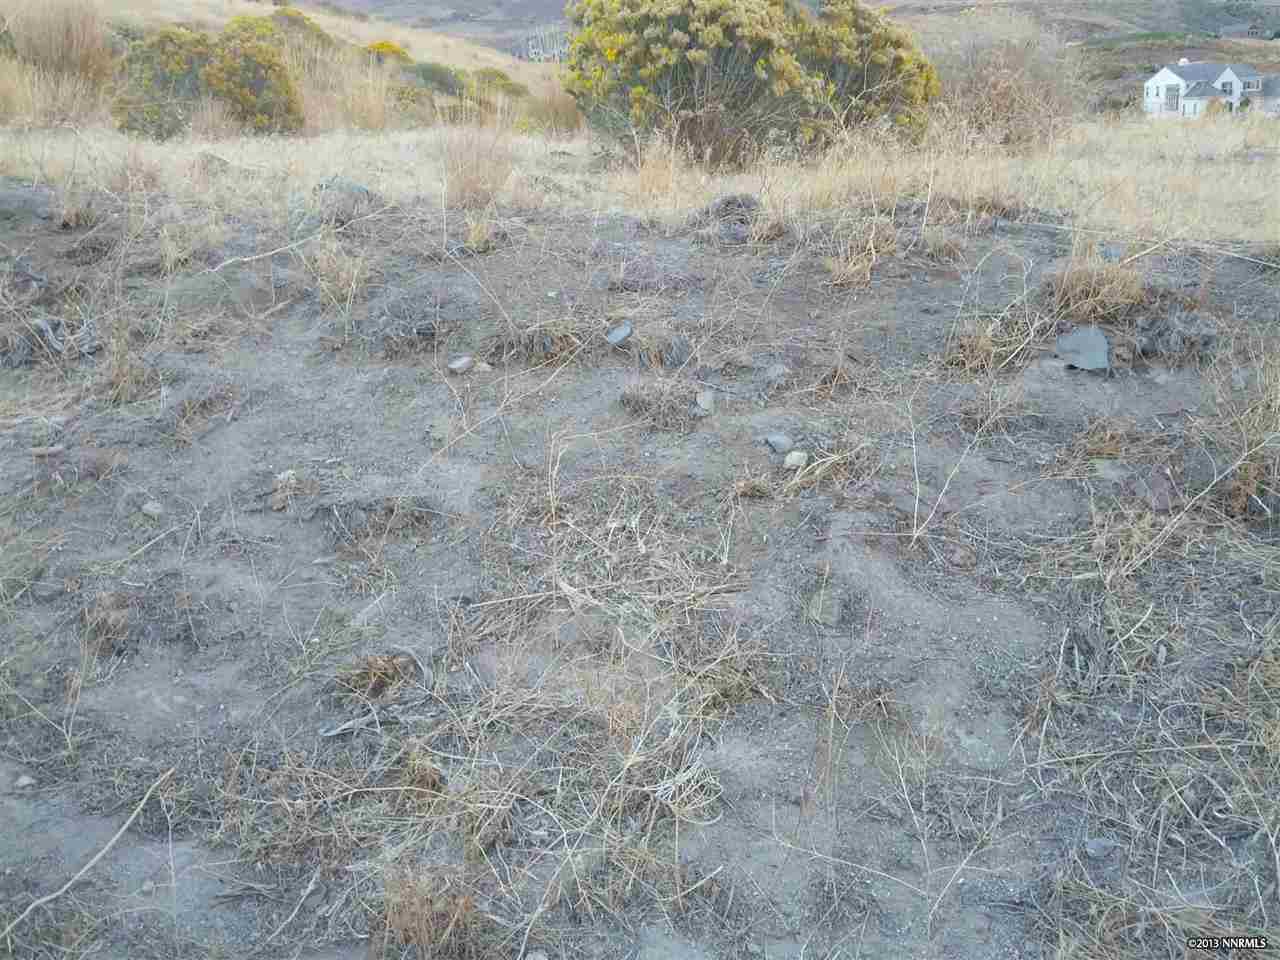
303;0;1270;54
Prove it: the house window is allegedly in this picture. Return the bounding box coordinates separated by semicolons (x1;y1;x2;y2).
1222;81;1233;95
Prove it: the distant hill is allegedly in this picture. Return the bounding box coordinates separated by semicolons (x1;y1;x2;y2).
313;0;1278;57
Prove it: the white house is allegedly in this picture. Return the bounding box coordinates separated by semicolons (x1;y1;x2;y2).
1142;59;1277;117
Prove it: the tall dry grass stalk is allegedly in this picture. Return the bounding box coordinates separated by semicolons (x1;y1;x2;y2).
437;124;515;208
0;56;108;125
283;39;405;133
1;0;116;85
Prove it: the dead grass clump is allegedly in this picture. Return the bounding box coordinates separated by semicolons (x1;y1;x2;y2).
819;215;899;288
943;305;1055;375
82;591;129;657
1206;340;1280;520
1048;416;1174;480
1042;256;1151;325
918;226;964;265
438;126;515;209
333;651;417;705
731;474;773;500
99;322;162;406
451;767;517;861
300;234;370;319
782;443;876;497
516;81;583;136
620;377;697;431
381;869;495;959
487;313;593;366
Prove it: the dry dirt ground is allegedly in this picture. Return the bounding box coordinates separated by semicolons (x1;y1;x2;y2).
0;147;1278;960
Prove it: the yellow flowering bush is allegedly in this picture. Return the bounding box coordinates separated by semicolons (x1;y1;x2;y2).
366;40;412;65
563;0;939;164
202;16;303;133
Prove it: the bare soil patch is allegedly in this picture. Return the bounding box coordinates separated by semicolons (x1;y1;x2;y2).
1;148;1278;960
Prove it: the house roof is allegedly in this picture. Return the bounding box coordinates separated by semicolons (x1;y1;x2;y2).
1183;81;1222;99
1162;61;1260;82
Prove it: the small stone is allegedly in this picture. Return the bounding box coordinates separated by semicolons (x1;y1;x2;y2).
1083;838;1121;860
474;361;493;373
605;322;633;347
765;433;794;454
140;880;155;895
447;356;475;375
784;450;808;469
14;774;35;789
140;501;164;520
692;389;716;416
1055;326;1111;372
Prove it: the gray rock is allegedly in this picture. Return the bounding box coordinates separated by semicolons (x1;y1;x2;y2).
690;193;762;227
1055;325;1111;372
1;314;100;369
606;322;633;347
1098;243;1125;263
14;774;35;789
692;389;716;417
765;433;794;454
1136;308;1217;359
784;450;809;469
1083;837;1122;860
0;177;56;223
140;501;164;520
447;356;475;375
312;176;385;227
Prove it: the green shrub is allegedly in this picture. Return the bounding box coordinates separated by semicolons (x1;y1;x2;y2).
112;26;213;140
563;0;938;166
407;60;463;95
466;66;529;99
203;16;303;133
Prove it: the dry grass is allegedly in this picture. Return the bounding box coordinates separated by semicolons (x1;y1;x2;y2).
2;0;116;86
619;376;698;431
437;125;516;209
943;302;1055;376
0;55;109;125
818;214;899;288
782;443;877;497
1042;252;1152;325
